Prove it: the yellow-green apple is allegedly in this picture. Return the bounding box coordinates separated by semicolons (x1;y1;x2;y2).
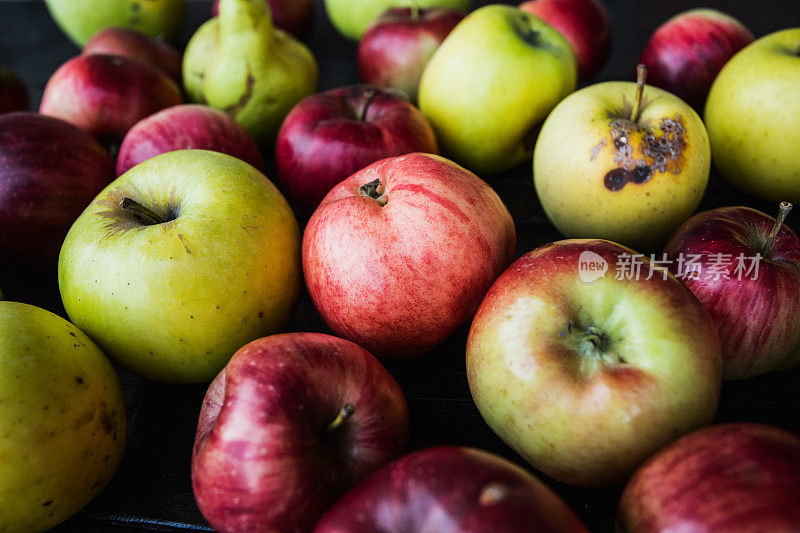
618;423;800;532
275;85;439;214
704;28;800;203
466;239;722;487
212;0;315;40
0;301;126;532
315;446;588;532
192;332;409;533
83;27;182;82
58;150;301;383
0;64;28;115
534;66;710;251
663;203;800;380
183;0;318;145
419;5;577;174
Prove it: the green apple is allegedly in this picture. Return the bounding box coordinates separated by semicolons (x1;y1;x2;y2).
58;150;302;384
418;5;576;174
705;28;800;203
534;67;710;251
0;301;126;531
44;0;184;47
183;0;318;145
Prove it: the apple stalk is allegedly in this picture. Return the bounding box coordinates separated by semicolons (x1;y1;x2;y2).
120;197;167;225
326;403;355;432
762;202;793;253
631;64;647;123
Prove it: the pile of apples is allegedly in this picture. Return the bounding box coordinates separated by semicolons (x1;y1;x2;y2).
1;0;800;531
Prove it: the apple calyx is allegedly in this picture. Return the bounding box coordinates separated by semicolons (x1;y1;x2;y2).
631;64;647;124
325;403;355;433
119;197;169;225
561;321;620;362
756;202;794;257
359;179;388;206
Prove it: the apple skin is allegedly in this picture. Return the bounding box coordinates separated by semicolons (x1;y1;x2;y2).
276;85;439;214
0;64;29;115
0;112;114;269
83;27;182;82
519;0;612;83
303;153;516;361
639;9;754;110
58;150;302;384
617;423;800;532
212;0;315;40
314;446;588;532
40;54;183;143
117;104;264;176
467;239;722;488
357;8;464;102
663;206;800;380
192;332;409;533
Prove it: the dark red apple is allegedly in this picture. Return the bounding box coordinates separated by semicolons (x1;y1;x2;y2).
212;0;315;40
191;332;409;533
276;85;438;214
39;54;183;143
663;204;800;380
83;27;182;82
519;0;612;83
618;423;800;532
357;7;464;102
0;64;29;114
116;104;264;175
639;8;754;110
315;446;588;532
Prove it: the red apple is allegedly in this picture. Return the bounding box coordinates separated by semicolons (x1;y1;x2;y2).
302;153;516;361
639;8;754;110
519;0;612;83
663;203;800;380
315;446;588;532
357;8;464;102
0;64;28;114
82;27;182;82
212;0;315;40
191;332;409;533
39;54;183;143
116;104;264;175
618;423;800;532
276;85;439;214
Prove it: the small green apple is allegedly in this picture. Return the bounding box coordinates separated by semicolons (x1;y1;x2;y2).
418;5;577;174
0;301;126;532
705;28;800;203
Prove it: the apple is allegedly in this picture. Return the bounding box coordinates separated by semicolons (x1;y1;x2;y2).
303;153;516;361
0;112;114;269
192;332;409;533
117;104;264;176
315;446;588;532
0;301;126;532
639;9;754;110
704;28;800;203
40;54;183;143
357;7;464;102
0;64;28;115
519;0;612;83
466;239;723;487
618;423;800;531
212;0;315;40
419;4;577;174
534;65;711;251
58;150;302;384
276;85;439;214
83;27;182;82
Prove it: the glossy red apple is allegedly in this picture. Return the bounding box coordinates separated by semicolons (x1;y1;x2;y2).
83;27;182;82
303;153;516;361
639;8;754;110
212;0;315;40
315;446;588;532
276;85;438;214
192;332;409;533
618;423;800;532
0;64;28;114
519;0;612;83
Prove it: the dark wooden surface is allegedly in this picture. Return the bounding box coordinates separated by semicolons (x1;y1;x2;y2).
1;0;799;531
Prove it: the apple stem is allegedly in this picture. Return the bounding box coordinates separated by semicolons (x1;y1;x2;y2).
356;87;378;122
411;0;420;21
359;179;388;206
765;202;793;250
631;64;647;123
325;403;355;433
119;197;165;225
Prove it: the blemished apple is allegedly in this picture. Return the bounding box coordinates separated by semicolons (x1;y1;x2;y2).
0;64;28;114
639;8;754;110
212;0;315;40
704;28;800;203
663;203;800;380
519;0;612;83
419;4;577;174
617;423;800;531
83;27;182;82
117;104;264;175
303;153;516;361
466;239;722;488
357;7;464;102
534;65;711;251
0;301;126;532
192;332;409;533
314;446;588;532
58;150;302;383
40;54;182;143
276;85;439;214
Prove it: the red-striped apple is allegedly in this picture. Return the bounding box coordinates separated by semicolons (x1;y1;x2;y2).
83;27;182;82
